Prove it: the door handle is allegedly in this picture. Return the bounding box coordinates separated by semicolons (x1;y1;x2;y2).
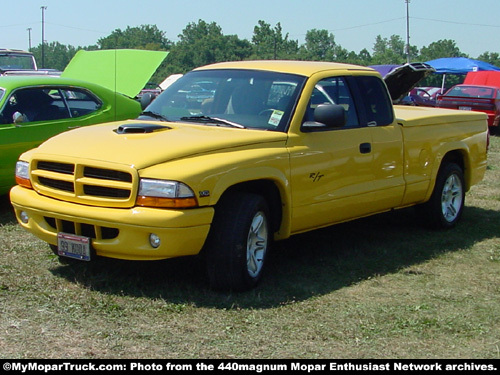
359;142;371;154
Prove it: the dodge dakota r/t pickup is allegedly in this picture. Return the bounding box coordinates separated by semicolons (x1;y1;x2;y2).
10;61;489;291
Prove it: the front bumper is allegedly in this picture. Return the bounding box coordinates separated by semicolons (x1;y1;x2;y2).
10;186;214;260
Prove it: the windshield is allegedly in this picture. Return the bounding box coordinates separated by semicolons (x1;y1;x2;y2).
144;69;306;131
0;53;36;70
446;85;495;99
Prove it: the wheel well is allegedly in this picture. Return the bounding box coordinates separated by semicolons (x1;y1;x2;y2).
441;150;464;171
218;180;283;233
440;150;468;188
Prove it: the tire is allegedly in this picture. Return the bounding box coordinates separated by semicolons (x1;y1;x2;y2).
205;192;271;291
417;162;465;229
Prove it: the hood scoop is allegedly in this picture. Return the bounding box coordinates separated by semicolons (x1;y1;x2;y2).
115;123;171;134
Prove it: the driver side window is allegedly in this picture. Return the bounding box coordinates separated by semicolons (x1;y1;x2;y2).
303;77;359;128
353;75;394;126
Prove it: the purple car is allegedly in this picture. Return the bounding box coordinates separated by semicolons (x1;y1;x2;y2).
403;87;442;107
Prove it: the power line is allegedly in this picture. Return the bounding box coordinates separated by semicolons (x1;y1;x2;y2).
0;22;38;28
45;21;107;35
331;17;405;32
293;15;499;38
288;17;405;39
0;21;107;35
412;16;500;28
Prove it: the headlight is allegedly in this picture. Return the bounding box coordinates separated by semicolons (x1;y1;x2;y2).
15;161;32;189
136;179;197;208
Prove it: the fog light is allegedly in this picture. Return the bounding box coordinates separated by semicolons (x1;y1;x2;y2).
149;234;161;248
20;211;29;224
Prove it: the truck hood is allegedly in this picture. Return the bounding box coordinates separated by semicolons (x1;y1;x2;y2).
33;120;288;170
61;49;168;98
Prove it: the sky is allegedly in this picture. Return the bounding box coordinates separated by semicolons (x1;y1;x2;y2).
2;0;499;59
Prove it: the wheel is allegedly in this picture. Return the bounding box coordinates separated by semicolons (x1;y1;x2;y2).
205;192;271;291
417;163;465;229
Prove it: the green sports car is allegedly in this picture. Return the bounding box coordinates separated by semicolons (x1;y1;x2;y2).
0;49;167;195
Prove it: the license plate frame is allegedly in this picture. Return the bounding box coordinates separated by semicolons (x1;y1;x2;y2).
57;233;91;261
459;106;472;111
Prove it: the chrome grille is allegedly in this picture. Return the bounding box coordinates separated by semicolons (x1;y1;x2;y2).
31;158;137;207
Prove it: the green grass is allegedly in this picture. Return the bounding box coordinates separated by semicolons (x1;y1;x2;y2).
0;137;499;359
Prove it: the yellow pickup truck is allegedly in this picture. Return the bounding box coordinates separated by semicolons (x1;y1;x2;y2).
10;61;489;291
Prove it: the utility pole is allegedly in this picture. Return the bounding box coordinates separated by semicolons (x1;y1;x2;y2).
41;6;47;68
27;28;32;51
405;0;411;63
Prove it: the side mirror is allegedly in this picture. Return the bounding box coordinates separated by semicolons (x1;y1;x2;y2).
13;111;26;125
140;92;155;110
301;104;346;132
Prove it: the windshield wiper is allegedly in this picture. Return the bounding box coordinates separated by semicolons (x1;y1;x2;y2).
139;111;170;122
180;115;246;129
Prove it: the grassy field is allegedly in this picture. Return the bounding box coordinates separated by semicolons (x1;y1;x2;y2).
0;137;499;359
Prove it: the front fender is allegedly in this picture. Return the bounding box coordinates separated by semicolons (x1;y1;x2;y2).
209;165;292;240
139;145;293;239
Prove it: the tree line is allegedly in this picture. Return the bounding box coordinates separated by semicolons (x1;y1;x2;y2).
30;20;500;88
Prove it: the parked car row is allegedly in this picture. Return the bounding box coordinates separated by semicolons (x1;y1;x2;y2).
8;59;488;291
406;71;500;134
371;62;500;134
1;55;497;197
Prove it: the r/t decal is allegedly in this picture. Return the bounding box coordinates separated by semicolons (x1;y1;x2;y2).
309;172;324;182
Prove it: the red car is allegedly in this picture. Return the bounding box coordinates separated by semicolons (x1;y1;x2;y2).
437;84;500;133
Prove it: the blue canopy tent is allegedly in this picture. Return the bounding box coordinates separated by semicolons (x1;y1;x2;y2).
425;57;500;93
425;57;500;74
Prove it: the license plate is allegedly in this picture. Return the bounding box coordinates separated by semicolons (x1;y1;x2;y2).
57;233;91;261
459;106;472;111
